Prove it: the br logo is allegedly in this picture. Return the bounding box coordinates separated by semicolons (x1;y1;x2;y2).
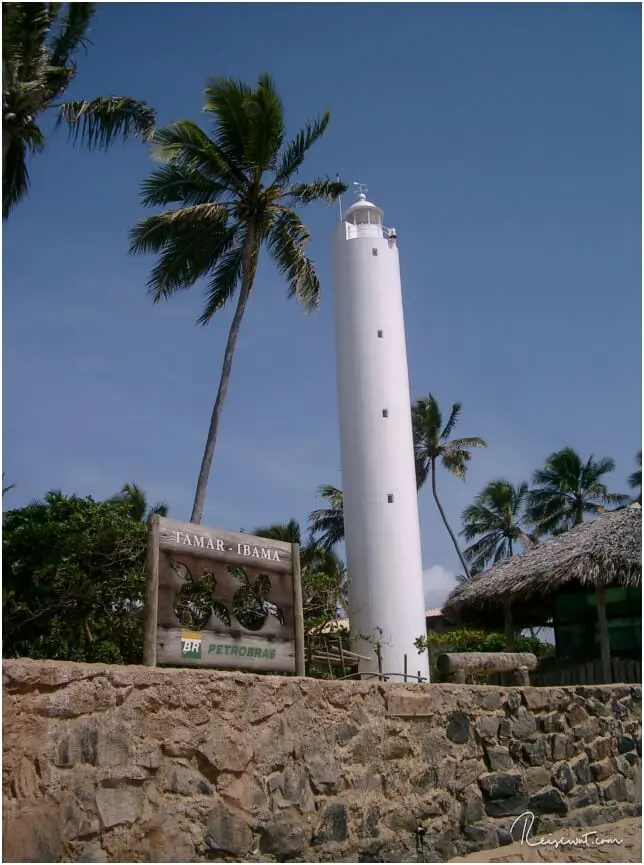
181;631;202;659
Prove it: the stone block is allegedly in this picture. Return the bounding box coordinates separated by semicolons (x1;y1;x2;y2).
304;751;340;794
260;817;309;857
585;736;613;762
598;775;629;802
551;760;575;793
585;697;611;717
96;786;143;829
506;690;522;713
356;805;380;839
461;789;484;825
478;771;523;799
164;766;213;796
510;707;537;740
383;738;413;760
336;722;360;745
478;714;500;741
528;787;568;815
2;805;63;863
570;752;591;786
525;766;551;793
77;842;108;862
485;796;530;817
197;737;253;777
446;711;471;744
589;758;615;782
484;745;512;771
566;703;589;727
270;763;315;812
462;823;498;850
522;735;550;765
618;734;636;754
568;784;599;809
205;802;253;856
551;732;574;760
386;693;433;717
313;803;348;845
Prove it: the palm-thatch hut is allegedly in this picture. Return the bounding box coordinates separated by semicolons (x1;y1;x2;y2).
443;504;641;683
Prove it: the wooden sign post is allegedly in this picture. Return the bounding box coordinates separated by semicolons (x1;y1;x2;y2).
143;515;305;676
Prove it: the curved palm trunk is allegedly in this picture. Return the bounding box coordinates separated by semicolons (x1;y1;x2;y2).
431;458;472;580
190;228;256;524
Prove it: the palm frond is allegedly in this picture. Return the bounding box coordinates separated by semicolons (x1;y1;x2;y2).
139;162;226;208
274;111;330;183
243;72;285;171
2;135;30;219
48;2;95;67
628;451;642;494
441;449;470;480
150;501;169;518
129;205;233;302
56;96;155;149
253;519;301;545
150;121;246;192
308;485;344;551
449;436;487;450
203;76;253;168
129;202;231;255
440;403;461;441
268;210;319;312
287;177;347;205
197;236;247;325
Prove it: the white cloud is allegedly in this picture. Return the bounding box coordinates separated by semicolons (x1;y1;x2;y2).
423;564;458;610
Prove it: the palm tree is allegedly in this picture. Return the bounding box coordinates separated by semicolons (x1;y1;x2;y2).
412;395;486;580
461;479;537;573
2;473;16;498
628;450;642;504
130;74;345;525
253;519;346;624
527;447;629;536
308;484;344;551
2;3;155;218
109;483;168;522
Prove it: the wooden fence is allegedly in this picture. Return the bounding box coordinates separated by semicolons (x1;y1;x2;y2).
527;657;641;687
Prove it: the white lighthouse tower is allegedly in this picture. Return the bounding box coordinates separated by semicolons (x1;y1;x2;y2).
331;184;429;681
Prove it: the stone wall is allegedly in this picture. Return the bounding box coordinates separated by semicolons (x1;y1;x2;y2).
2;659;641;863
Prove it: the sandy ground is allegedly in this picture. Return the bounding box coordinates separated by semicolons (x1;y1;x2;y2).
449;817;641;863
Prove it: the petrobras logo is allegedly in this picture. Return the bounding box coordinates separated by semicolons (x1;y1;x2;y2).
180;631;202;659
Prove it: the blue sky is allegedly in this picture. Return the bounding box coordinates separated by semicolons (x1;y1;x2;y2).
3;1;641;609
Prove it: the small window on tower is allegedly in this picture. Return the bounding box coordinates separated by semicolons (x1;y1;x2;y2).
372;248;378;256
382;409;389;418
387;494;394;504
377;330;383;338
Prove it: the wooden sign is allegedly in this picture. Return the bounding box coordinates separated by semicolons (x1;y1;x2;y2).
143;516;305;675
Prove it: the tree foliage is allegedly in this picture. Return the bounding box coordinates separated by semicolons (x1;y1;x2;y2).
252;519;346;632
412;394;486;579
461;479;537;571
527;447;629;535
130;74;345;524
2;2;155;217
2;492;147;664
108;482;168;522
308;484;344;552
628;450;641;504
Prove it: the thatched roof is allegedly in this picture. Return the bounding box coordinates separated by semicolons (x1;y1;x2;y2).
443;504;642;628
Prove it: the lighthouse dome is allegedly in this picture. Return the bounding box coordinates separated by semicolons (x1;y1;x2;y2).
343;193;384;226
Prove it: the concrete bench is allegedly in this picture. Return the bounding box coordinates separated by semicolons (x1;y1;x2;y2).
437;651;538;685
